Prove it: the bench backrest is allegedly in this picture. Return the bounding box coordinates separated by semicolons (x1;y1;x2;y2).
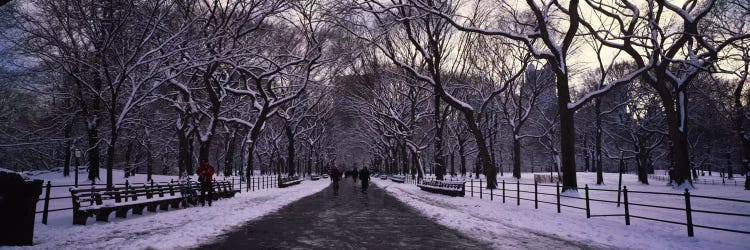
70;183;182;209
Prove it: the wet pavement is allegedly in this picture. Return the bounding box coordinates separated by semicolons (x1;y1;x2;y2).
195;178;490;249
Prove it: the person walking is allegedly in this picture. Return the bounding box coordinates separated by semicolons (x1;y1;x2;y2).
196;159;216;206
359;167;370;192
330;165;341;193
352;167;359;183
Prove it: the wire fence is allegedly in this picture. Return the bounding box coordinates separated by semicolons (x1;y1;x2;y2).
36;175;283;224
402;175;750;237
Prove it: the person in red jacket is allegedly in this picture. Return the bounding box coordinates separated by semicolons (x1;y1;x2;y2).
196;160;216;206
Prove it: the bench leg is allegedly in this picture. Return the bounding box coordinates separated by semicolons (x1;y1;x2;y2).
132;205;145;215
170;200;180;209
73;211;88;225
96;209;113;222
115;207;129;218
147;204;158;213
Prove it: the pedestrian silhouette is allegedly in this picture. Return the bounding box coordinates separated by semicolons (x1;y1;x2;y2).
359;167;370;192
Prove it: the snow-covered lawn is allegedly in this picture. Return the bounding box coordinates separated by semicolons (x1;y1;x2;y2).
374;172;750;250
3;169;329;250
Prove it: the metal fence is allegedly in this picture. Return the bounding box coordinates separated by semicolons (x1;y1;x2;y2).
648;174;746;186
405;176;750;237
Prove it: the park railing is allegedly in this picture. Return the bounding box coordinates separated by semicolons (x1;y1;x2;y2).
648;174;746;186
402;175;750;238
36;175;282;224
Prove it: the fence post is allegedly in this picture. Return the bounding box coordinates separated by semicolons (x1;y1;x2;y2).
685;189;694;237
556;181;561;213
585;184;590;218
516;179;520;206
42;181;51;224
502;180;506;203
470;179;474;197
534;180;538;209
490;186;493;201
480;179;483;199
624;186;630;225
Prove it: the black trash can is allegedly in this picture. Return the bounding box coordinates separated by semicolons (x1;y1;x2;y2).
0;170;43;246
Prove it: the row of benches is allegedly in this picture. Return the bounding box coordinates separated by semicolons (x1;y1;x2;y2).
70;181;239;225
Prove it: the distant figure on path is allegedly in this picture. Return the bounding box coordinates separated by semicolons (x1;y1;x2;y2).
352;168;359;183
359;167;370;191
196;160;216;206
330;165;341;193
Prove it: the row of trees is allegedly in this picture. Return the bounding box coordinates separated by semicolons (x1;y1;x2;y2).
1;0;749;191
0;0;346;188
334;0;750;191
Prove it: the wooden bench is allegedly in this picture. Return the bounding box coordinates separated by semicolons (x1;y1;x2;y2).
390;175;405;183
70;180;239;225
278;176;302;188
417;180;466;197
70;183;183;225
211;180;240;198
380;175;388;180
310;175;321;181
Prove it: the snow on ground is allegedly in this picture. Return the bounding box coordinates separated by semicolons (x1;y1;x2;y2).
2;169;329;250
374;172;750;250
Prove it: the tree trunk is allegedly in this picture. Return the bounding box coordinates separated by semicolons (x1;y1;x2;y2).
662;90;692;187
246;142;255;177
85;117;101;183
450;151;455;176
63;120;73;177
146;140;153;181
225;129;238;176
285;124;296;177
636;149;649;184
401;143;408;175
595;99;604;184
434;93;446;180
556;73;578;191
106;143;115;188
583;135;590;172
459;139;467;176
513;137;521;179
465;114;496;188
105;118;118;188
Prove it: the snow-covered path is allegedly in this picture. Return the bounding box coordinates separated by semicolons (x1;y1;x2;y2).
2;179;329;250
196;179;493;249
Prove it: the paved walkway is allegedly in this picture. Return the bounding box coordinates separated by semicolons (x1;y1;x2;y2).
195;178;489;249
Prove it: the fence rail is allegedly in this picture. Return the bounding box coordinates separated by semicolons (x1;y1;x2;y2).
37;175;284;224
401;176;750;238
648;174;746;186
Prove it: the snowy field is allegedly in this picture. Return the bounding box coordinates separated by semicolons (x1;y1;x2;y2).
375;172;750;250
2;169;329;250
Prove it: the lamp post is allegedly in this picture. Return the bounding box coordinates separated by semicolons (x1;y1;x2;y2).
74;149;82;187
